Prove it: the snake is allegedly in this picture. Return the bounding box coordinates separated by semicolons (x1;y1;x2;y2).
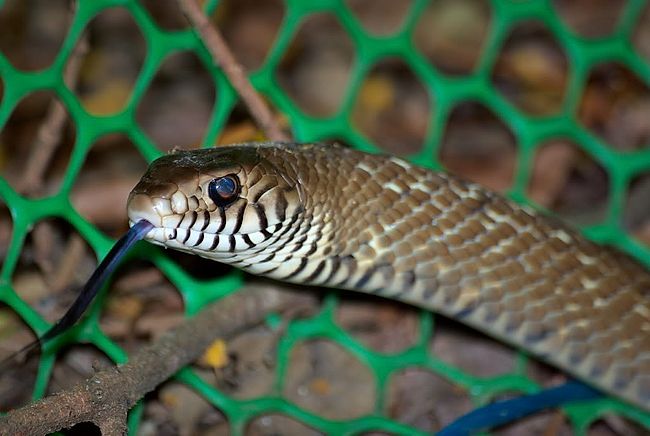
126;141;650;412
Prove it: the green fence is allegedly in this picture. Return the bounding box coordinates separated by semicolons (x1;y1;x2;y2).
1;0;649;434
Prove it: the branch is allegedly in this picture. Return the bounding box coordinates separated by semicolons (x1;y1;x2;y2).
177;0;290;142
0;285;313;436
18;28;89;195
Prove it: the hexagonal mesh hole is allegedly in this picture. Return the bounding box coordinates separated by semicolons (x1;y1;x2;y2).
276;13;354;117
11;218;96;324
0;91;76;198
528;140;609;226
335;296;419;354
439;101;516;192
141;0;188;31
492;21;568;116
99;261;184;350
214;0;285;71
579;63;650;151
195;324;276;400
346;0;412;36
70;133;148;238
553;0;626;39
74;7;146;116
413;0;491;75
284;339;375;420
217;101;279;145
386;367;472;432
141;381;229;435
0;0;71;71
136;51;217;150
352;57;430;155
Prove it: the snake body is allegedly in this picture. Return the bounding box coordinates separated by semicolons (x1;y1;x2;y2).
127;142;650;411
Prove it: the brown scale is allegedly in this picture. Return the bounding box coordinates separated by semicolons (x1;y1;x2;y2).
127;142;650;411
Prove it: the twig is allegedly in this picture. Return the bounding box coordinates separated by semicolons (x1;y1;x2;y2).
18;33;89;195
20;28;91;306
49;234;88;293
0;285;313;436
177;0;290;142
14;3;92;314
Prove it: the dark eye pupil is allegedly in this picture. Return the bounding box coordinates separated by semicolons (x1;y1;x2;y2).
208;175;239;207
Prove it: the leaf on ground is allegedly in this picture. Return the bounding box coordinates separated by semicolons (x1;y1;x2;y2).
200;338;229;369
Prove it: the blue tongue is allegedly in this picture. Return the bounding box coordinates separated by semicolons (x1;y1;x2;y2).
41;219;154;341
0;220;154;368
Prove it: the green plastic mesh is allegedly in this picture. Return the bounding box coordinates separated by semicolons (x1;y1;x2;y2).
1;0;649;434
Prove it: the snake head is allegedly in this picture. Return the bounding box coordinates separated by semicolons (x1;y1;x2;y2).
127;144;304;259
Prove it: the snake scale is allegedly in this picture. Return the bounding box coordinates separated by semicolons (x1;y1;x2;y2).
127;142;650;412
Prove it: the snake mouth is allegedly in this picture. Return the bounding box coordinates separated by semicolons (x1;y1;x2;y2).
128;193;213;253
127;193;167;228
127;192;281;256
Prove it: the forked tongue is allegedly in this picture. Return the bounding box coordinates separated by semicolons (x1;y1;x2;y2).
0;220;154;369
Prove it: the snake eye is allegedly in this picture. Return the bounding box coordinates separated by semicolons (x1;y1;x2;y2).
208;175;240;208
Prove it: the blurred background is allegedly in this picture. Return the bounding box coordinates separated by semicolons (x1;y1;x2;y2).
0;0;649;434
